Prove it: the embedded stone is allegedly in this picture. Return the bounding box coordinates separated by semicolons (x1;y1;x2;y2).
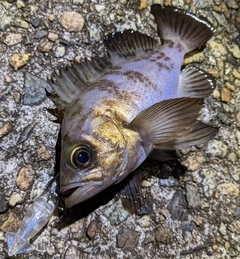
60;11;84;32
10;53;33;71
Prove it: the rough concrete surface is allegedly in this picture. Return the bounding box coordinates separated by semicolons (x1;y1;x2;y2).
0;0;240;258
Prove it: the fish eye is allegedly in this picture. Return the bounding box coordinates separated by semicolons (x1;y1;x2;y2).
70;146;92;168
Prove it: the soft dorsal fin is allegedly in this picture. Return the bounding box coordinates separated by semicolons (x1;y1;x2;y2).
178;66;215;98
128;97;203;145
49;57;112;105
104;30;159;61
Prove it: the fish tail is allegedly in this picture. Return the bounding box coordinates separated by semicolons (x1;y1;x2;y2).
151;5;215;52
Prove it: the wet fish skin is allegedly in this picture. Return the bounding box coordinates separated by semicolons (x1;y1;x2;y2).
50;5;217;208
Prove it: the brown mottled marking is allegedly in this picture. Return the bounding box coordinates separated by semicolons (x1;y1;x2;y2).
123;70;156;90
97;79;119;94
176;42;185;52
164;56;170;61
167;41;174;48
156;62;174;72
156;52;165;59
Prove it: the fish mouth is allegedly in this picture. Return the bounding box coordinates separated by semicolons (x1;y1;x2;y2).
60;180;105;208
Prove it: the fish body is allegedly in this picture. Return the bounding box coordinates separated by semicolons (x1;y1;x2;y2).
50;5;218;208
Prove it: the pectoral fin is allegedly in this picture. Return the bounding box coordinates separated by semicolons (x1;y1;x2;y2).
129;97;203;145
154;121;219;150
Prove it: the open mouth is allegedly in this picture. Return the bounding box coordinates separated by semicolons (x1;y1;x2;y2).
60;180;105;208
60;183;84;195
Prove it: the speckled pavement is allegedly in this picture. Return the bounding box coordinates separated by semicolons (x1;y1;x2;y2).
0;0;240;258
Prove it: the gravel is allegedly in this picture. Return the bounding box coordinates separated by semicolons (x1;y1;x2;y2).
0;0;240;258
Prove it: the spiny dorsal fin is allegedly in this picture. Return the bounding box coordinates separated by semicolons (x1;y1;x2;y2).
151;4;215;52
129;97;203;144
178;66;215;98
104;30;159;61
49;57;112;105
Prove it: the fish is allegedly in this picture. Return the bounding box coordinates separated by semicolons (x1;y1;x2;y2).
5;175;59;256
49;4;218;209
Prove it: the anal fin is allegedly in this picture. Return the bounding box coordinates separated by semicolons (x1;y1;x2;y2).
178;66;215;98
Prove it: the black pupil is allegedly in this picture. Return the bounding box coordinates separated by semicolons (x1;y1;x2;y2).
77;150;89;164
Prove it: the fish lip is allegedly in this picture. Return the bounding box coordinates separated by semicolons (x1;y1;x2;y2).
60;183;85;194
62;180;105;208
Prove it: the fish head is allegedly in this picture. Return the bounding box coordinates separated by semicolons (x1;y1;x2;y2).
60;109;129;208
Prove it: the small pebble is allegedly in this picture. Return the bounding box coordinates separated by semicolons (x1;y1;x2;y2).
116;228;139;249
4;74;13;83
0;121;13;138
232;68;240;79
167;190;187;221
86;220;100;239
219;222;227;235
12;91;21;104
220;88;231;103
9;192;24;207
15;19;30;29
137;215;151;228
4;33;22;46
207;140;228;158
228;220;240;234
48;14;56;22
60;11;84;32
48;32;59;42
139;0;148;9
16;164;35;190
216;182;239;198
186;183;201;208
10;53;33;71
37;39;53;52
183;51;205;65
31;17;41;28
16;0;25;8
54;46;66;57
227;44;240;59
155;224;173;244
201;168;218;197
34;30;48;39
95;4;106;12
207;41;227;57
23;72;52;105
0;16;13;31
37;144;52;160
103;199;129;225
0;213;21;233
181;221;196;232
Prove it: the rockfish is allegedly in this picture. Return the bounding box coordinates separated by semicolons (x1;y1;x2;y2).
49;5;218;209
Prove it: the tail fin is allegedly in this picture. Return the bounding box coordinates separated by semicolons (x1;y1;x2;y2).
151;5;215;52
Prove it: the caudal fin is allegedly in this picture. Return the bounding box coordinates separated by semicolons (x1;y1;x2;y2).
151;5;215;52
